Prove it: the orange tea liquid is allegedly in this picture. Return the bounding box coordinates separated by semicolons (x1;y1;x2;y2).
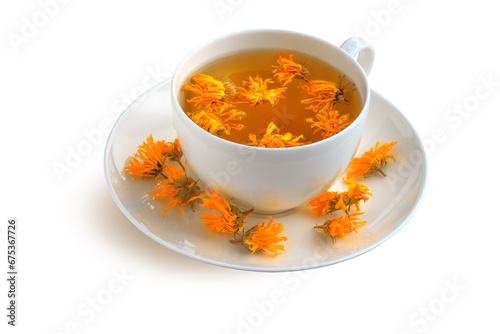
181;49;363;145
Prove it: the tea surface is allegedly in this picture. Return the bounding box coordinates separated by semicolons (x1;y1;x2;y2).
181;49;363;146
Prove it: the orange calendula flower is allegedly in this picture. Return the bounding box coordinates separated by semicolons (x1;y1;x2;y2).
219;77;240;102
336;182;372;213
199;190;252;234
125;135;183;177
164;138;184;170
314;212;366;242
183;74;226;110
241;217;288;255
307;191;341;217
238;76;287;106
273;53;309;86
149;164;204;216
307;182;372;216
248;122;308;148
189;106;245;136
345;182;372;212
301;77;354;113
307;109;353;139
345;141;397;180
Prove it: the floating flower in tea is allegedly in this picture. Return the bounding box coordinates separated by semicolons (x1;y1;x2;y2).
238;75;287;106
183;74;227;110
273;53;309;86
189;106;245;136
307;109;353;139
301;78;353;114
247;122;308;148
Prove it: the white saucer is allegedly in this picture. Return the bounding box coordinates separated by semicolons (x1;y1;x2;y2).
104;79;427;272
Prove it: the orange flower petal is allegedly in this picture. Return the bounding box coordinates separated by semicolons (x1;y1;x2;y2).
345;141;397;180
243;217;288;255
272;53;309;86
238;75;287;106
307;109;353;139
149;164;204;216
183;74;226;110
315;213;366;242
199;190;244;234
124;135;180;177
247;122;308;148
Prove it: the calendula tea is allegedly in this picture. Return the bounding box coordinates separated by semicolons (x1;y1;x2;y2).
181;50;363;147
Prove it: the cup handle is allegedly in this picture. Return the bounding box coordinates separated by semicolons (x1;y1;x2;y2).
340;37;375;76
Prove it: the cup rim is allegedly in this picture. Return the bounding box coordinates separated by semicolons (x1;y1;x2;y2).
171;28;371;153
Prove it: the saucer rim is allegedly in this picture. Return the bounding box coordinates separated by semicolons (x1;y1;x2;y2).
103;78;428;272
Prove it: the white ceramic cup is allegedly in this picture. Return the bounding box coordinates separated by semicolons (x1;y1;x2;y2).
171;29;374;213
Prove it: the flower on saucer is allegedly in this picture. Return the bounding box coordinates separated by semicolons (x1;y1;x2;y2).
183;74;227;110
343;182;372;212
307;182;372;216
307;191;342;217
239;217;288;255
247;122;308;148
345;141;397;180
149;163;204;216
165;138;184;170
301;77;354;113
314;213;366;242
238;75;287;106
273;53;309;86
306;109;353;139
199;190;252;234
125;135;182;177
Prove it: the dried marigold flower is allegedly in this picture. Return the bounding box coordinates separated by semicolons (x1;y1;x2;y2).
247;122;308;148
238;75;288;106
314;213;366;243
344;182;372;212
345;141;397;180
301;77;354;113
307;109;353;138
334;182;372;213
125;135;182;177
241;217;288;255
307;182;372;216
307;191;341;217
164;138;184;170
220;77;239;102
273;53;309;86
149;164;204;216
183;73;226;110
190;110;225;135
199;190;252;234
189;105;245;136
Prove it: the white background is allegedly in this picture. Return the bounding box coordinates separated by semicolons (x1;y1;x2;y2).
2;0;499;333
